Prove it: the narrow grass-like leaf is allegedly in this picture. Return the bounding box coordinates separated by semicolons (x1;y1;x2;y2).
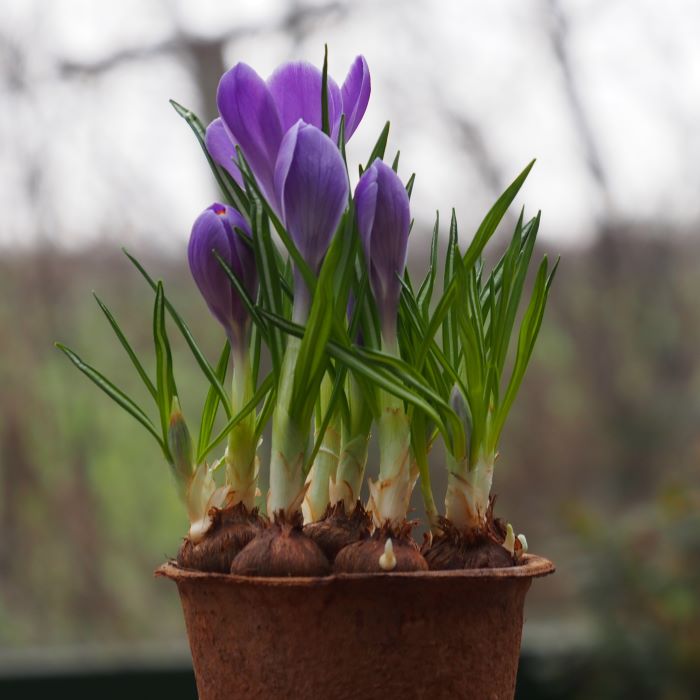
236;148;316;294
197;340;230;459
93;293;157;402
123;249;232;418
153;281;177;442
417;212;440;316
55;343;163;448
321;44;330;136
462;160;535;270
363;121;390;171
169;99;249;215
200;373;274;460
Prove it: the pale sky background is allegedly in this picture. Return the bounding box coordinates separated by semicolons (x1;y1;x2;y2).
1;0;699;252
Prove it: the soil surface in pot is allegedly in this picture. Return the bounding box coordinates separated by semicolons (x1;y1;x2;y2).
230;510;331;577
303;500;372;562
423;500;521;570
334;521;428;572
177;502;264;573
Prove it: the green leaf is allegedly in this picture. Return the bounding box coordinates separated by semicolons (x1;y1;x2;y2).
196;340;230;459
391;150;400;172
406;173;416;199
213;249;267;333
248;198;285;372
236;148;317;295
417;212;440;316
169;99;249;215
462;160;535;270
93;292;157;402
55;343;163;449
321;44;330;136
200;373;275;461
153;281;177;443
258;308;461;452
364;121;390;171
123;249;232;418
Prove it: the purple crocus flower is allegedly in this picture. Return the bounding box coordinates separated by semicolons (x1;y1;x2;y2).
187;203;257;351
205;118;243;188
354;160;410;343
216;57;370;203
274;120;349;314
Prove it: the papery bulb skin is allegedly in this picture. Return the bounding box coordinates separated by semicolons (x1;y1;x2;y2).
334;522;427;573
422;504;516;571
303;500;372;563
230;510;331;577
177;502;266;574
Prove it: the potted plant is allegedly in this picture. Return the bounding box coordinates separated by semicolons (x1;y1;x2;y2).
58;47;556;699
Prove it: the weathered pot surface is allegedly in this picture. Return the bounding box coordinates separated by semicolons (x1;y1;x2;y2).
158;554;554;700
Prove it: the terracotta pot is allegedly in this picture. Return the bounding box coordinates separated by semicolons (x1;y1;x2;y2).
157;554;554;700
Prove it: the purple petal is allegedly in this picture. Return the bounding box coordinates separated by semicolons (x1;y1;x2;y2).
267;61;342;136
205;118;243;188
274;121;349;275
354;160;410;333
188;203;257;350
217;63;283;202
340;56;371;140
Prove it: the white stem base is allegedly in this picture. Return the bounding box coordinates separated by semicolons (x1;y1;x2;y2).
444;454;495;532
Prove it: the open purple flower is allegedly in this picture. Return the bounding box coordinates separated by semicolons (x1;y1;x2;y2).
354;160;410;343
216;57;370;203
274;120;349;314
187;203;257;351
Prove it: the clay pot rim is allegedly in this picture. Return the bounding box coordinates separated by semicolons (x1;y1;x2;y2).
156;553;554;586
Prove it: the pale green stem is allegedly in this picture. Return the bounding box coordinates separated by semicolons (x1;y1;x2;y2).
366;331;414;527
333;374;372;509
225;348;258;509
268;299;308;514
303;375;341;523
444;450;495;532
333;433;370;510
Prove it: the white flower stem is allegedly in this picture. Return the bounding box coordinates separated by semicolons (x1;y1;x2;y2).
303;374;341;523
444;450;495;532
366;331;414;526
225;348;258;509
268;334;307;514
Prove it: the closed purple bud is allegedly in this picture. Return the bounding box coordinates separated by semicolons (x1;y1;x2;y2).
205;118;243;188
354;160;410;340
187;203;258;351
274;121;349;277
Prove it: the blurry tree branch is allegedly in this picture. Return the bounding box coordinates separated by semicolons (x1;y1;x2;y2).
57;1;350;121
545;0;611;222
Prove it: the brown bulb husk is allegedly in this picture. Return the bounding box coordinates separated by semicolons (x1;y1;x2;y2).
303;500;372;562
423;499;517;570
177;502;264;574
334;521;428;573
230;510;331;577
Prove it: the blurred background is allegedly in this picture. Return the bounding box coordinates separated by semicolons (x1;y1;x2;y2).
1;0;699;698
